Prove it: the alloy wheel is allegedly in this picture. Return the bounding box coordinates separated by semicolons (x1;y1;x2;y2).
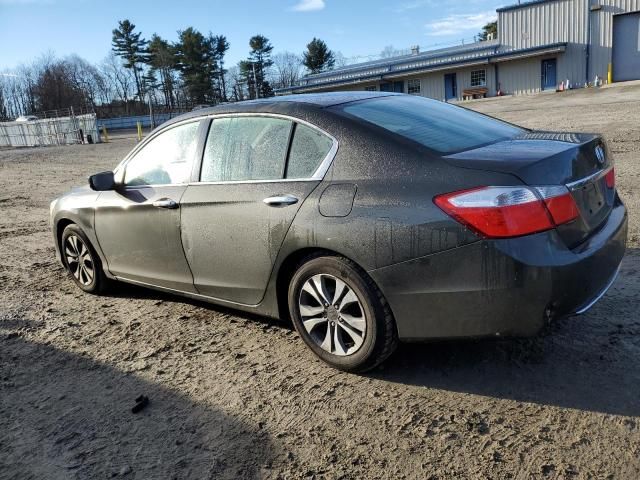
64;234;94;286
298;274;367;356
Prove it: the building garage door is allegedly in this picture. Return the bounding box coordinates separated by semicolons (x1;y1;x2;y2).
613;12;640;82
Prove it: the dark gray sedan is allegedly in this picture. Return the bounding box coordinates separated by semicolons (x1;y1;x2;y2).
50;92;627;372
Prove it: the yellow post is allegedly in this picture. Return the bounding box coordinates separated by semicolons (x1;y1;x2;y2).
608;63;613;85
102;125;109;143
137;121;142;141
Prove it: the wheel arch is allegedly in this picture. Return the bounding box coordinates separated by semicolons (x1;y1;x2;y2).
274;247;394;325
55;218;76;252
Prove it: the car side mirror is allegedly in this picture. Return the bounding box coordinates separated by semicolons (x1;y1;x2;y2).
89;171;116;191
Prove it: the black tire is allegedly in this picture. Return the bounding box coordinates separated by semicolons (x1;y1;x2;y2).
288;254;398;372
60;224;110;294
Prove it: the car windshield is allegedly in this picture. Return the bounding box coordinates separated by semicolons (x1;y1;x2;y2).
333;95;524;154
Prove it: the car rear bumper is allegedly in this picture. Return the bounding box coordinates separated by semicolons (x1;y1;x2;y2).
369;198;627;341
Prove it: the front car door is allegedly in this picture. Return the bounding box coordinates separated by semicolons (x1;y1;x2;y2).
94;119;202;292
180;114;337;305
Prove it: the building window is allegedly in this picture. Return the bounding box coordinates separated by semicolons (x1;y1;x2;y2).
407;79;421;94
470;69;487;87
364;86;377;92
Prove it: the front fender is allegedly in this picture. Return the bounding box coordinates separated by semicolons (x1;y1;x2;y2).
51;189;112;278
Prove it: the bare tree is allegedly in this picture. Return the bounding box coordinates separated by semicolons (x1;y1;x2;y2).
270;51;303;89
66;55;107;109
380;45;401;58
225;65;245;102
333;51;348;69
100;53;135;108
0;79;8;120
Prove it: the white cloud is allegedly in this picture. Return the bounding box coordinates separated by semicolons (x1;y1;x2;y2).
426;11;496;37
290;0;325;12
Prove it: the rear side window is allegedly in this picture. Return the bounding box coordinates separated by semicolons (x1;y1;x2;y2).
286;124;333;179
334;95;523;154
201;116;292;182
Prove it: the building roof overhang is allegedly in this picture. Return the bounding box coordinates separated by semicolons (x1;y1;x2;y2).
496;0;559;13
276;42;568;95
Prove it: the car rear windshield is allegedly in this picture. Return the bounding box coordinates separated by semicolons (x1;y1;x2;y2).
334;95;524;154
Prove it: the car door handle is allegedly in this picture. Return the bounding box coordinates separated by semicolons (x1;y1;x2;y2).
152;198;179;209
263;195;299;207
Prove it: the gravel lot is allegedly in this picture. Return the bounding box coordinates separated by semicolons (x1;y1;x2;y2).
1;86;639;479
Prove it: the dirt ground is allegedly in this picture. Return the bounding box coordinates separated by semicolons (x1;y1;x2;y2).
1;85;639;480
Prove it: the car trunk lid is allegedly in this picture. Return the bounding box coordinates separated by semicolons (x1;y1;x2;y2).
444;132;615;248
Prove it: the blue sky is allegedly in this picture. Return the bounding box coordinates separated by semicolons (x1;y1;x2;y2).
0;0;503;71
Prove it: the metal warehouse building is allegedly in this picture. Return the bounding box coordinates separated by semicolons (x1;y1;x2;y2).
277;0;640;100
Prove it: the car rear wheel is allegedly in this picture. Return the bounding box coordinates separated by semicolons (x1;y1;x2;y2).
288;255;398;372
61;224;109;294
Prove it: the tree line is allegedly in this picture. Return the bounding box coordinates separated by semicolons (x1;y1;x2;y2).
0;19;338;120
0;19;499;120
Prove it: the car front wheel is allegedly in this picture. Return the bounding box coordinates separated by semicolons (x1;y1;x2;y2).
288;255;398;372
61;224;109;294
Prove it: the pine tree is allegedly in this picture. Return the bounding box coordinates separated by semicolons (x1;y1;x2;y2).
479;21;498;41
147;34;178;107
241;35;274;99
212;35;230;102
111;20;148;101
303;38;335;74
174;28;217;104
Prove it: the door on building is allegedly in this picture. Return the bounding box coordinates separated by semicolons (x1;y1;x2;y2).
444;73;457;101
380;81;404;92
541;59;557;90
613;12;640;82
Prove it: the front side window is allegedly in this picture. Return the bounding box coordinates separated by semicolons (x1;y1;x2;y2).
471;69;487;87
334;95;523;154
124;121;199;186
201;117;292;182
286;124;334;179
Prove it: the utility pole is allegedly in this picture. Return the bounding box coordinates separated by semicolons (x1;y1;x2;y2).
148;91;154;130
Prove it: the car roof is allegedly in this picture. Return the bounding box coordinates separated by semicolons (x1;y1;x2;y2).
243;91;400;107
162;92;401;128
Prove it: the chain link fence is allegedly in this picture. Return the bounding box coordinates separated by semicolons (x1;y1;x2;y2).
0;107;100;148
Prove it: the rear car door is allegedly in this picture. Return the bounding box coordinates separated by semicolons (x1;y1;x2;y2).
94;120;202;292
180;115;337;305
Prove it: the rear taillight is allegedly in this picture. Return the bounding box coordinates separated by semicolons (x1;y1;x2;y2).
434;185;579;239
605;167;615;189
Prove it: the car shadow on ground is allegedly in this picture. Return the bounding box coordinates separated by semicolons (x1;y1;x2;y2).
0;318;276;479
80;251;639;419
104;281;295;332
372;249;640;418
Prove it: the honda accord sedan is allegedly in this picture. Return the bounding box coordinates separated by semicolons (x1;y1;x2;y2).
50;92;627;372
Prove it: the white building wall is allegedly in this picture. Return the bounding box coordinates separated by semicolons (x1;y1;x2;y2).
418;74;446;100
589;0;640;79
455;65;497;99
498;0;589;88
499;0;640;87
497;56;552;94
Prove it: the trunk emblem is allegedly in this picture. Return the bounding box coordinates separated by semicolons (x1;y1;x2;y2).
595;145;606;165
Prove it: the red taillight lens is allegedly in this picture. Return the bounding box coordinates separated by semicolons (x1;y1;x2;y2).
434;186;579;239
535;186;580;225
605;167;615;189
